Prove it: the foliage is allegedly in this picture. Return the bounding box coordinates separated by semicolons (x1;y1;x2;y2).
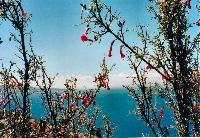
79;0;200;137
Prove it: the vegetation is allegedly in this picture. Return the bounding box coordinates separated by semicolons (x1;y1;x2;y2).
0;0;115;137
0;0;200;137
79;0;200;137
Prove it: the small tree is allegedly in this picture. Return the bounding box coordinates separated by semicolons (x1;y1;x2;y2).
0;0;116;137
79;0;200;137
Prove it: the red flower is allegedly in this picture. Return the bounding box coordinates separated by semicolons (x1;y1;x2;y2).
93;77;98;82
32;123;38;129
16;108;22;113
162;69;168;80
12;78;22;87
74;101;79;110
193;101;197;111
57;92;68;99
100;82;107;88
69;101;75;109
120;46;125;58
146;64;153;70
83;95;89;107
89;118;93;123
186;0;191;9
158;107;164;119
107;45;112;57
63;93;68;99
3;100;10;108
195;19;200;26
0;96;7;106
163;69;167;75
84;26;89;35
17;81;22;87
80;34;88;42
195;19;200;24
106;82;110;90
60;98;64;103
74;106;79;110
77;94;82;99
22;11;27;17
194;131;197;137
61;127;65;131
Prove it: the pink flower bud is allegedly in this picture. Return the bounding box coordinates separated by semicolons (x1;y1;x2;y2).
146;64;153;70
107;45;112;57
60;98;64;103
74;106;79;110
120;46;125;58
80;34;88;42
22;11;27;17
0;96;7;106
193;101;197;111
69;101;75;109
186;0;191;9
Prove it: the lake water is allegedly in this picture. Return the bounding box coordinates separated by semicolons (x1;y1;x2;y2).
5;88;176;137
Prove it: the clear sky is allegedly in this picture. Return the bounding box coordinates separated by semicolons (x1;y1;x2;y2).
0;0;199;88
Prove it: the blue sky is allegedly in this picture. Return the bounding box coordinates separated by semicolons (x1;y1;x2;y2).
0;0;199;88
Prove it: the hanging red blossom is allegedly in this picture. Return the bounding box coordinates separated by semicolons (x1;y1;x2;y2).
16;108;22;113
31;123;38;129
12;78;22;87
106;82;110;90
158;107;164;119
162;69;168;80
74;101;79;110
63;93;68;99
17;81;22;87
146;64;153;70
180;0;184;3
107;40;115;57
195;19;200;26
107;45;112;57
120;46;125;58
3;100;10;108
93;77;98;82
194;131;197;137
61;127;65;131
89;118;93;123
80;34;88;42
0;96;7;106
163;69;167;75
80;25;90;42
83;95;89;107
84;25;89;35
100;82;107;88
77;94;82;100
74;106;78;110
22;10;27;17
186;0;191;9
60;98;64;103
193;101;197;111
69;101;75;109
57;92;68;99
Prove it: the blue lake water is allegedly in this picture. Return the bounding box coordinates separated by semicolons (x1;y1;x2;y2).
5;88;176;137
